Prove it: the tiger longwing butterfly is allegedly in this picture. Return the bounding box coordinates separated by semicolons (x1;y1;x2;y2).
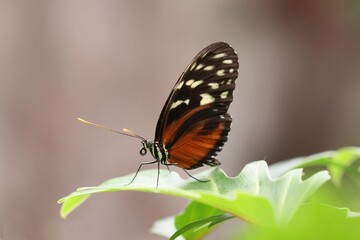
79;42;239;186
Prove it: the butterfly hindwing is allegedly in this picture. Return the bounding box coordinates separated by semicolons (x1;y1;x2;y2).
155;42;239;169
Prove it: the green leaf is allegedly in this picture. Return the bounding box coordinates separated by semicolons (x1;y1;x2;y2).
208;213;234;227
270;147;360;186
152;202;233;240
59;194;90;219
329;147;360;186
238;203;360;240
174;201;225;240
59;161;330;229
171;215;225;240
269;151;335;178
151;202;228;239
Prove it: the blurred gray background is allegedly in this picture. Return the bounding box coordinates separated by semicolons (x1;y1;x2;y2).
1;0;359;239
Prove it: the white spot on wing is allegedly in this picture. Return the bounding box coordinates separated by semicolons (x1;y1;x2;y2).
196;64;204;70
223;59;233;64
229;68;234;73
216;69;225;76
190;63;196;71
208;83;219;89
200;93;215;105
176;81;184;89
227;79;232;85
204;65;214;71
171;99;190;109
186;79;194;86
191;80;204;88
213;53;227;59
220;91;229;99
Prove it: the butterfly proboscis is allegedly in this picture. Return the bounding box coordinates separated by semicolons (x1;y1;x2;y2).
77;117;208;186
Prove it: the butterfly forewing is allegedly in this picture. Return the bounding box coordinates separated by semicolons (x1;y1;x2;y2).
155;42;239;169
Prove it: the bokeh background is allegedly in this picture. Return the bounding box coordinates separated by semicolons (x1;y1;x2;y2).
1;0;360;239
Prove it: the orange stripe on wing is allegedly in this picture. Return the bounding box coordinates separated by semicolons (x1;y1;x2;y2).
162;105;210;145
168;121;225;169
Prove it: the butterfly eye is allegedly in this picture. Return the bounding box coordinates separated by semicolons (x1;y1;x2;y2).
139;147;147;156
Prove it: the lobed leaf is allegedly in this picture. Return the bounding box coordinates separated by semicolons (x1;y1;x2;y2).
270;147;360;186
59;161;329;228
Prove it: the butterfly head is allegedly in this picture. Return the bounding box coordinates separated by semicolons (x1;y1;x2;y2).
140;139;168;164
140;139;153;156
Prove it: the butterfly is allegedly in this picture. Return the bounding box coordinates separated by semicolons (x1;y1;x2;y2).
78;42;239;186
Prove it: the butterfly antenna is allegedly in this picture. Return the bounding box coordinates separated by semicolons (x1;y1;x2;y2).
77;117;146;141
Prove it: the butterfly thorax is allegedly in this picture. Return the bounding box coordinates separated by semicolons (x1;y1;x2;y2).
141;140;169;164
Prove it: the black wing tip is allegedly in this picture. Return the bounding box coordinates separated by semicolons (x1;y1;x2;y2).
209;41;232;47
212;42;236;51
185;158;221;170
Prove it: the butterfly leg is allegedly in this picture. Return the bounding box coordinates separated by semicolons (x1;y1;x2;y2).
181;168;209;183
163;162;209;183
156;160;161;188
126;160;159;186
